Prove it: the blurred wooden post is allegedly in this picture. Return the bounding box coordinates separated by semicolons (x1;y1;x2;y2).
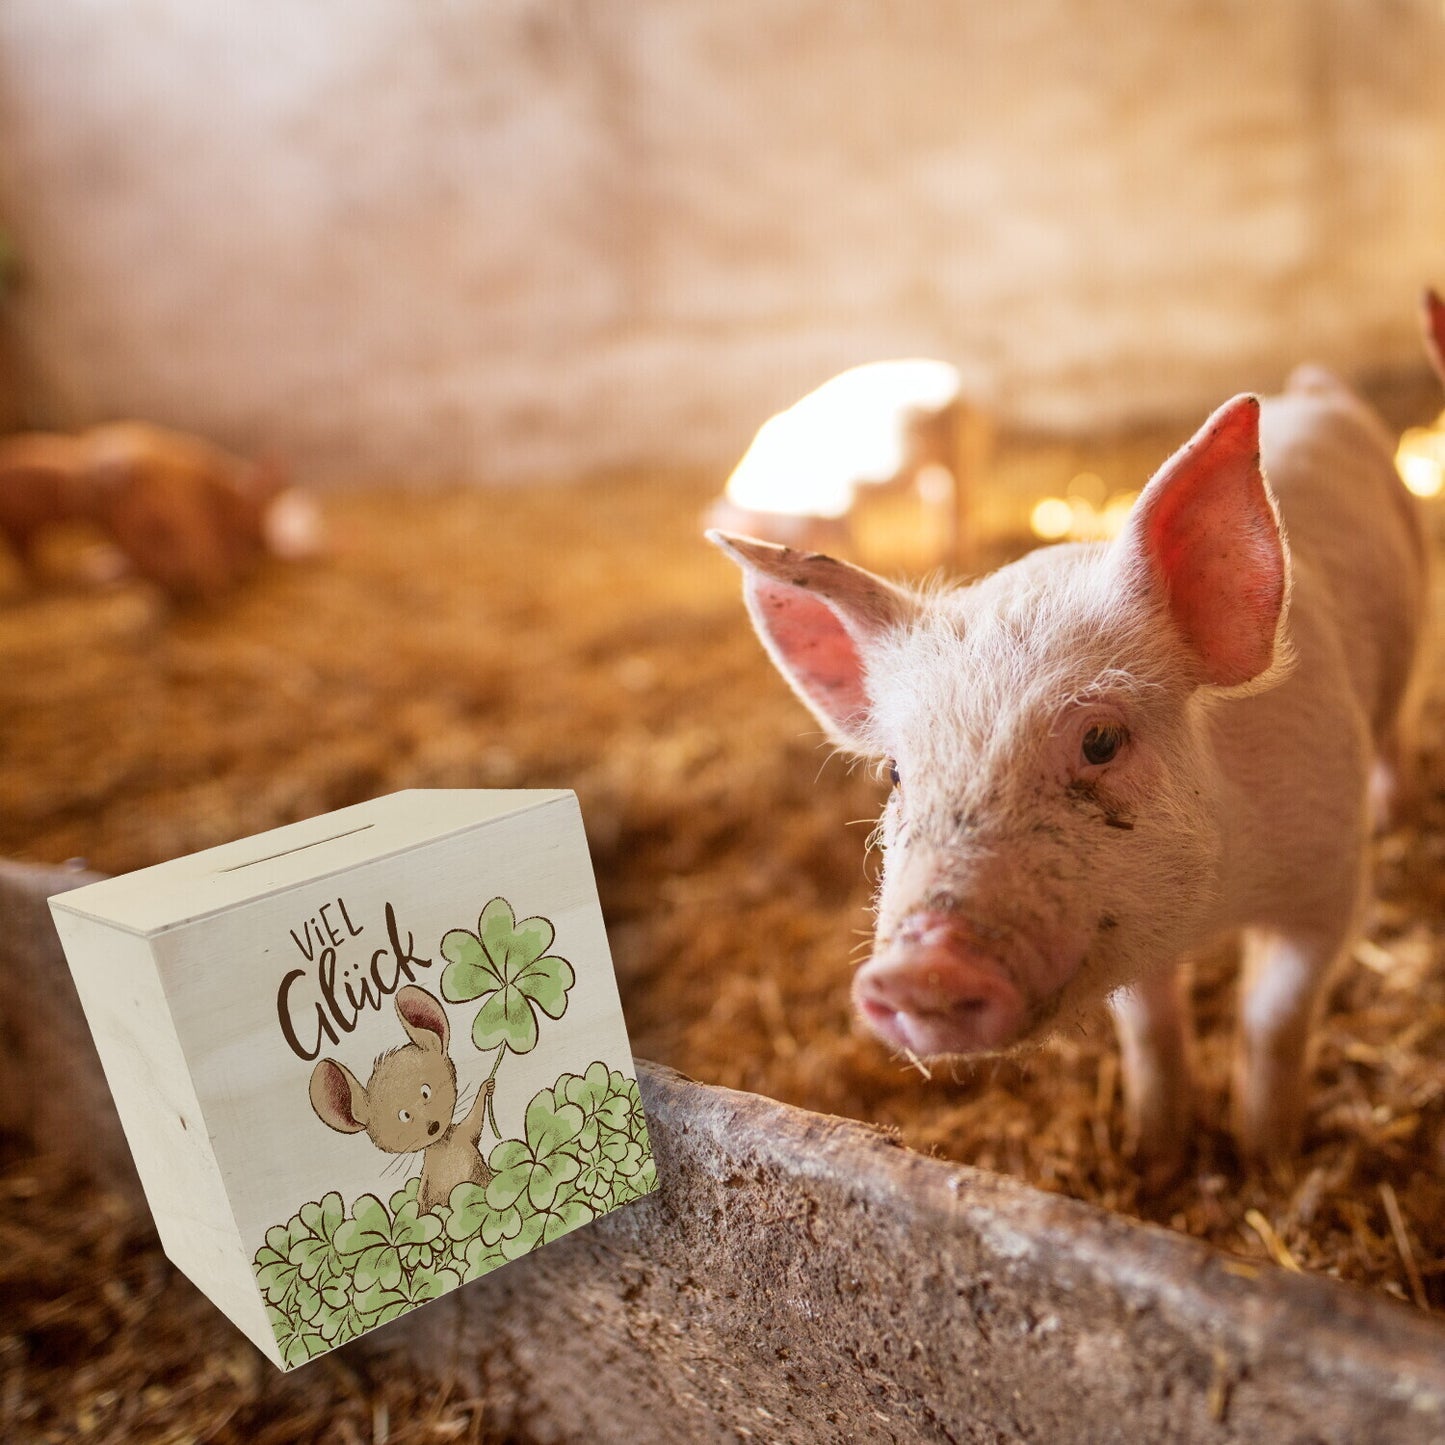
953;397;994;569
904;395;992;572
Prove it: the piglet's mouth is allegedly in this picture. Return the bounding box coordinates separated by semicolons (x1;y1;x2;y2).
853;912;1056;1058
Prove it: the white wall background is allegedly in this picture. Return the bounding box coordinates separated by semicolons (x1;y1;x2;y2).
1;0;1443;484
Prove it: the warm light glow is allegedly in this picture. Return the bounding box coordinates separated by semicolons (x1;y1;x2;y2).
1400;453;1444;498
1031;488;1138;542
1100;490;1139;538
1397;415;1445;499
915;462;954;507
1030;497;1073;539
723;360;960;519
1065;471;1106;507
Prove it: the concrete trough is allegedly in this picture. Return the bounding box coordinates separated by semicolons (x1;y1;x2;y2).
5;859;1445;1443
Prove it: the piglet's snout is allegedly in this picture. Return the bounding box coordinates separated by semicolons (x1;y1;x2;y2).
854;912;1026;1057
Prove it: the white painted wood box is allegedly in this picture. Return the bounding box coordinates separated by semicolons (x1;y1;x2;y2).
49;789;657;1370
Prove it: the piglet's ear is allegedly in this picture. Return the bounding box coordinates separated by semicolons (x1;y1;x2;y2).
707;531;916;752
310;1059;369;1133
396;985;449;1054
1118;394;1287;688
1423;289;1445;388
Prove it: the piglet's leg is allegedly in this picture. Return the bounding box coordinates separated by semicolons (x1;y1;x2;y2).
1109;963;1193;1189
1232;928;1341;1167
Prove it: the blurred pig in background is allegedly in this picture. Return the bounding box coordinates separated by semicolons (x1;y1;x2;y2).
0;420;320;600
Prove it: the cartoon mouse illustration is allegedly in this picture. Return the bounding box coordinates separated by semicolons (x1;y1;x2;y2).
309;984;493;1213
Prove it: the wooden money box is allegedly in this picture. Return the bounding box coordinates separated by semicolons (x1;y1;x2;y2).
49;790;657;1370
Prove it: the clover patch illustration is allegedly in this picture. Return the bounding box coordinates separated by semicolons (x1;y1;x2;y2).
253;890;656;1366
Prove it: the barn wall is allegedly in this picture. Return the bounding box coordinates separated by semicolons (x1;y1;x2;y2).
1;1;1443;484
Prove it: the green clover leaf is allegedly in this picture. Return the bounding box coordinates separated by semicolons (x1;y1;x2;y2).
613;1159;658;1206
266;1305;324;1368
254;1246;301;1308
353;1243;403;1294
403;1262;462;1304
256;1201;336;1318
484;1140;534;1212
525;1093;585;1159
462;1233;508;1281
390;1199;443;1250
554;1062;612;1151
312;1296;352;1344
574;1157;614;1205
400;1240;438;1272
446;1180;525;1248
289;1191;346;1283
333;1193;391;1253
560;1060;612;1112
505;1178;596;1257
314;1293;366;1347
445;1181;493;1239
441;897;575;1054
299;1192;345;1242
500;1209;549;1260
541;1193;596;1246
574;1137;644;1202
389;1176;421;1214
557;1068;653;1177
485;1092;585;1212
334;1193;416;1293
353;1280;411;1325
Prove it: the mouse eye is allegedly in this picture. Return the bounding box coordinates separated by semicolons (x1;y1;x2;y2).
420;1084;432;1101
1082;723;1128;766
398;1108;412;1123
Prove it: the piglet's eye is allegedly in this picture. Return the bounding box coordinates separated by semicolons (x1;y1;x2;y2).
887;759;901;786
420;1084;432;1101
1081;724;1127;766
398;1109;412;1123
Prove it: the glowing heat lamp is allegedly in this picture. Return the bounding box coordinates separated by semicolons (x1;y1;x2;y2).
706;360;989;566
1396;412;1445;499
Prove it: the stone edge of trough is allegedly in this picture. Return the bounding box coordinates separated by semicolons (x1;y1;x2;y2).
5;859;1444;1444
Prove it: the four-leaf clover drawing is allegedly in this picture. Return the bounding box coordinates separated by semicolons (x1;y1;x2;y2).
487;1092;585;1213
440;897;575;1056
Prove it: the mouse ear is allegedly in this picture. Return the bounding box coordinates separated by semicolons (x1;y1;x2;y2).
310;1059;369;1132
395;985;449;1054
